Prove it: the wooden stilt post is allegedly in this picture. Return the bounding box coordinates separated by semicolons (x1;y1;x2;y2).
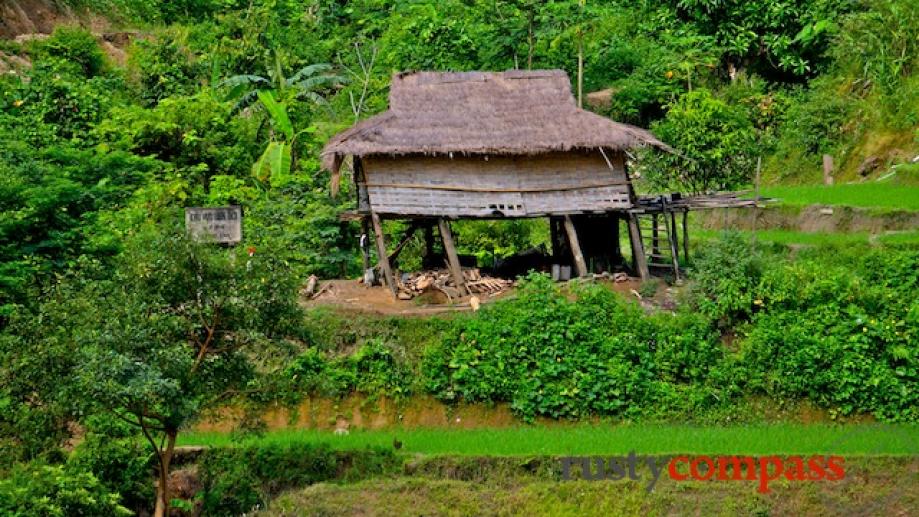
627;213;650;281
437;218;468;296
370;211;397;298
563;215;588;277
668;210;681;281
682;210;690;263
360;217;373;285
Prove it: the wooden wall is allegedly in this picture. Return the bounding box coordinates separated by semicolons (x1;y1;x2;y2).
362;151;631;217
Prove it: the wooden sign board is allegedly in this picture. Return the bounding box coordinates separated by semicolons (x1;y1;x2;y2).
185;206;242;245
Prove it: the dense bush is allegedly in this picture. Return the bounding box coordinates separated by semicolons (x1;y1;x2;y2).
67;418;154;514
0;463;131;517
688;231;766;326
198;443;396;515
643;89;759;193
281;339;414;402
39;27;107;77
424;273;726;421
740;248;919;421
422;246;919;423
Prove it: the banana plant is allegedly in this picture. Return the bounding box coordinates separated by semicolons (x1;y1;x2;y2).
218;50;346;115
249;90;315;188
221;51;338;188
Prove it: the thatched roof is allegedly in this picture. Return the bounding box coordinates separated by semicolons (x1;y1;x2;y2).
321;70;669;172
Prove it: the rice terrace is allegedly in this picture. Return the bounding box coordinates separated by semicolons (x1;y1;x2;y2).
0;1;917;516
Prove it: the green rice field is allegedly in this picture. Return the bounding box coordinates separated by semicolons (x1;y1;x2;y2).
758;183;919;211
180;423;919;456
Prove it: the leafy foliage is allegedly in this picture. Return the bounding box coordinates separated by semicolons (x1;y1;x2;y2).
424;273;726;421
1;1;919;511
642;89;759;193
198;443;396;515
423;248;918;423
688;231;765;326
0;463;131;517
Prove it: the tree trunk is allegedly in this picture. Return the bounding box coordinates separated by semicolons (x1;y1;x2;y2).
577;0;585;108
527;9;534;69
154;430;178;517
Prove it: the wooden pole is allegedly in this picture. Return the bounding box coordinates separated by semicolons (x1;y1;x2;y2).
370;211;397;298
437;218;468;296
668;210;681;281
387;222;419;266
681;210;689;263
651;214;660;257
563;215;588;277
627;213;650;281
751;156;762;249
822;154;834;185
577;0;585;108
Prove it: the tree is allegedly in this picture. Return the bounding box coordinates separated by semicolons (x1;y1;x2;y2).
67;222;300;516
640;89;758;193
666;0;850;78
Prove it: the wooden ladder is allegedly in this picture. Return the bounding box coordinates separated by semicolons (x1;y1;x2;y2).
635;212;681;280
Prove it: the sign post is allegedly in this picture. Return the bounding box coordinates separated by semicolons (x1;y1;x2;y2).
185;206;242;245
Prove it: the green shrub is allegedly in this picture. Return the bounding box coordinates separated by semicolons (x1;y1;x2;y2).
643;89;759;193
281;339;413;402
68;429;153;514
689;232;765;326
198;443;396;515
128;34;205;106
345;339;413;399
281;348;349;400
39;27;106;77
424;273;724;421
0;463;131;517
741;250;919;421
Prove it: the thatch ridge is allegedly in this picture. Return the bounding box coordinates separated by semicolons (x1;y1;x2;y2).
321;69;669;172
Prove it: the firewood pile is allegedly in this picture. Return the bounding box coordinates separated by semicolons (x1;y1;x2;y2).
397;268;513;300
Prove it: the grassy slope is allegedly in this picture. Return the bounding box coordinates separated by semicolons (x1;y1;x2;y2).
259;457;919;517
181;424;919;456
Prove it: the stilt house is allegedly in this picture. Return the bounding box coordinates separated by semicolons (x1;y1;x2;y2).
321;69;678;296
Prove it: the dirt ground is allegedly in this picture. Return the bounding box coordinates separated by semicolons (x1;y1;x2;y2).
302;275;663;316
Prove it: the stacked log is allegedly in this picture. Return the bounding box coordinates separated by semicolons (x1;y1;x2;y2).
398;268;512;300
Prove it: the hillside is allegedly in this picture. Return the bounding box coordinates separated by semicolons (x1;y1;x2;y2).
1;1;917;516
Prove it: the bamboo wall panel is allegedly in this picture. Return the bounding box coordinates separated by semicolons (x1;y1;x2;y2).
363;151;630;217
